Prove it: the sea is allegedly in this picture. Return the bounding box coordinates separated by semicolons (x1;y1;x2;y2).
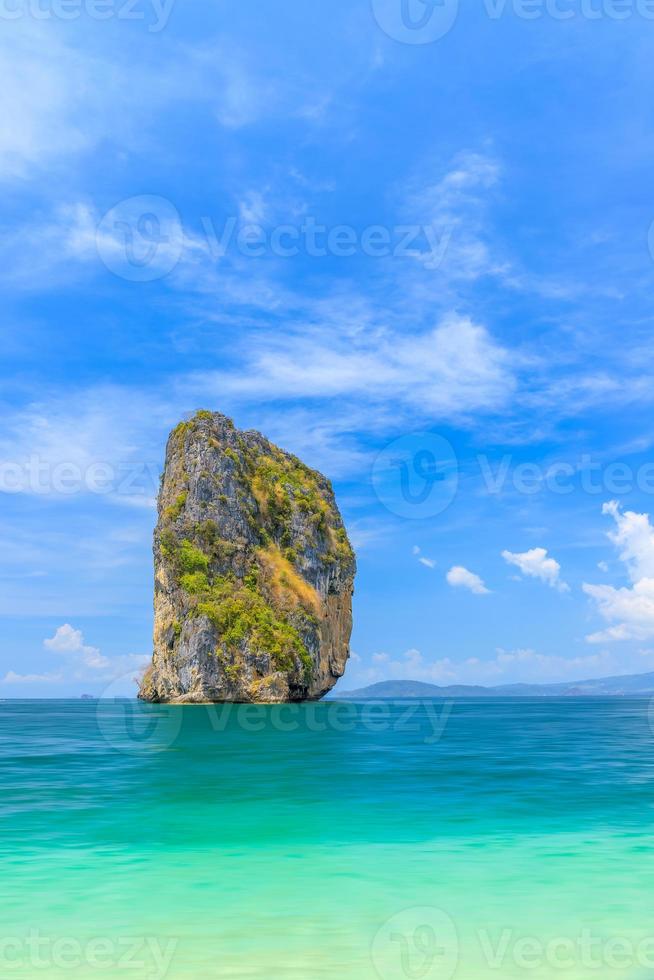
3;697;654;978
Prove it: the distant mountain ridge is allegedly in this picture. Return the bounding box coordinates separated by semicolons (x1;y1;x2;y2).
333;672;654;699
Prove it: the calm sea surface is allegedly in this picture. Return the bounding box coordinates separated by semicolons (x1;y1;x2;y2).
3;698;654;978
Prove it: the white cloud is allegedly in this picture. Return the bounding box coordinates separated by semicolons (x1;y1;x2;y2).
584;590;654;642
584;502;654;642
413;546;436;568
184;41;348;132
602;499;654;581
502;547;569;592
0;199;200;291
0;384;170;504
446;565;489;595
405;151;509;282
0;623;146;689
44;624;109;670
0;26;89;180
193;313;516;419
0;510;155;619
0;28;282;183
1;670;63;685
0;23;179;183
238;190;269;225
42;624;148;683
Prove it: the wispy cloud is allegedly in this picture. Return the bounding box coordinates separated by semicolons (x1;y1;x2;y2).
1;670;63;685
404;150;509;283
190;313;517;420
412;546;436;569
0;26;90;181
0;385;170;503
346;646;654;689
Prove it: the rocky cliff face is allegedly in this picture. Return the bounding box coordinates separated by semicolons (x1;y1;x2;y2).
138;411;356;703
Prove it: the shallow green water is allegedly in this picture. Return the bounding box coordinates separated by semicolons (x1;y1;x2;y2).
3;698;654;978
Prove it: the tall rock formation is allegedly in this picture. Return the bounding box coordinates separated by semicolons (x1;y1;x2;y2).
138;411;356;703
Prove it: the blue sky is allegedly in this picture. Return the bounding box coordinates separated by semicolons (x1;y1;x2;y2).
3;0;654;695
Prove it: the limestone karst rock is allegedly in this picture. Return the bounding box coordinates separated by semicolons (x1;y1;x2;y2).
138;411;356;703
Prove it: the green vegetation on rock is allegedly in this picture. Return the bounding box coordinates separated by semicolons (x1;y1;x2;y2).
164;490;188;522
163;532;313;680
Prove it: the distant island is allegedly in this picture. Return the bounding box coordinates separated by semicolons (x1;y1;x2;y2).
333;672;654;699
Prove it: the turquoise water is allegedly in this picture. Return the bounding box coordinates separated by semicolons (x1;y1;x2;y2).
3;698;654;978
